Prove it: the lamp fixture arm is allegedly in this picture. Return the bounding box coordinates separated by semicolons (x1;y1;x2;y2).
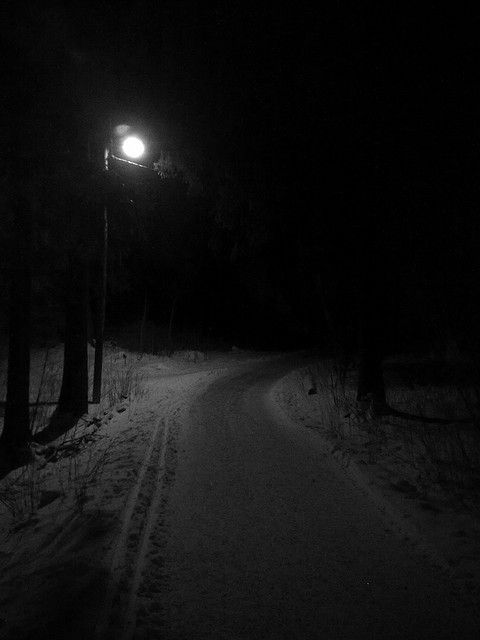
109;153;151;170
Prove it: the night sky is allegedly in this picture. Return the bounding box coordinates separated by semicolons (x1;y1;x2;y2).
3;2;480;352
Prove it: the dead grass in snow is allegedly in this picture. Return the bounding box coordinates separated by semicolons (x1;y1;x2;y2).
0;343;147;525
306;358;480;509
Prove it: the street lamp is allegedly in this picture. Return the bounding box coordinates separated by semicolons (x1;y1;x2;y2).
122;136;145;159
92;129;147;403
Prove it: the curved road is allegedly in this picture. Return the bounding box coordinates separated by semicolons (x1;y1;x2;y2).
130;356;479;639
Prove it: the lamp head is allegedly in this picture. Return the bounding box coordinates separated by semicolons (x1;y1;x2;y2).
121;136;145;159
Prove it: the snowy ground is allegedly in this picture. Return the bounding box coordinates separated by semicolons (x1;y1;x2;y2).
273;361;480;601
0;348;278;638
0;349;479;638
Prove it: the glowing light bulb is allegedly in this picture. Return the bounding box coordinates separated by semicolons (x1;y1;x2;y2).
121;136;145;159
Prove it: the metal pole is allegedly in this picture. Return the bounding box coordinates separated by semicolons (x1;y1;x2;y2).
92;146;109;403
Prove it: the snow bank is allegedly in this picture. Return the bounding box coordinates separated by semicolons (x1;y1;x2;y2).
271;361;480;605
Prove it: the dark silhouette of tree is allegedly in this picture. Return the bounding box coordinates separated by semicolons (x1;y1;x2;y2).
57;250;89;416
56;162;101;416
1;166;34;447
356;296;387;410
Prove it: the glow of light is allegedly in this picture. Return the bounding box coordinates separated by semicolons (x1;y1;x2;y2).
114;124;130;136
121;136;145;159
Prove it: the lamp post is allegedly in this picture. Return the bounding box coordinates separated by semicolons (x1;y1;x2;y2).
92;132;147;403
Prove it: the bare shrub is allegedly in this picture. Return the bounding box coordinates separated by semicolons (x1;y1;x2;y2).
100;348;146;409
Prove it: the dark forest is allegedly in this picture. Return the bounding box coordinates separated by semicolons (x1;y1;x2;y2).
2;3;480;639
3;3;479;356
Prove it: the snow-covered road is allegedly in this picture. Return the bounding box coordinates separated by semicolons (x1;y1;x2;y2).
120;355;479;639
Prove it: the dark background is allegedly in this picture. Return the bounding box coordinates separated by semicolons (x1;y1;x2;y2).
2;1;480;354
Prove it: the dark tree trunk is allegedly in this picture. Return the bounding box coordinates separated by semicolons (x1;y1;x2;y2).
356;247;389;414
139;291;148;353
92;203;108;403
168;294;178;352
58;253;89;416
1;175;32;447
356;312;386;404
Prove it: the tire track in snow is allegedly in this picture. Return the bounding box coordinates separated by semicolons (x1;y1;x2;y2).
119;413;171;640
95;369;222;639
94;414;169;639
96;360;278;639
